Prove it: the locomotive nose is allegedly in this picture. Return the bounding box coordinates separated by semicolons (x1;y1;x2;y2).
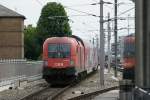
54;62;64;67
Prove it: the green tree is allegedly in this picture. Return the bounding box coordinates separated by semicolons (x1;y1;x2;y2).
37;2;72;46
24;25;40;60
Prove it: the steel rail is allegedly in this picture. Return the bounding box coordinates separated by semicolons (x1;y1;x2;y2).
19;70;98;100
48;85;72;100
68;86;119;100
19;84;73;100
19;85;50;100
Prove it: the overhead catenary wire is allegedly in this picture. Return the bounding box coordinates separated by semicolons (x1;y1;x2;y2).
33;1;113;19
93;0;98;2
64;2;134;22
65;3;98;7
64;5;134;22
34;1;134;19
48;14;99;18
35;0;43;6
118;7;134;16
48;15;134;22
34;1;134;34
103;7;135;23
29;0;134;38
64;6;99;17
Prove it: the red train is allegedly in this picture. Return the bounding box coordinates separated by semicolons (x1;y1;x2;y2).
42;35;98;84
122;34;135;81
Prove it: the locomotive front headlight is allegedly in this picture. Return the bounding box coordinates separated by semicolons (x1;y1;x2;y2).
70;60;74;66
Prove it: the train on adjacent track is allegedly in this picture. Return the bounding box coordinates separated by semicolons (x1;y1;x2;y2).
122;34;135;81
42;35;99;85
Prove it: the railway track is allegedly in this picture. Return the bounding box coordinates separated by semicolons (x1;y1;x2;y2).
68;86;119;100
19;70;117;100
19;71;97;100
19;84;72;100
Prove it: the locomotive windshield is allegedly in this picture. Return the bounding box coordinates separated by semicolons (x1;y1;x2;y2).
48;44;70;58
123;41;135;58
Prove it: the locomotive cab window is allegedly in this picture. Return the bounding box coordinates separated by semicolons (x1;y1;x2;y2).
48;44;70;58
123;41;135;58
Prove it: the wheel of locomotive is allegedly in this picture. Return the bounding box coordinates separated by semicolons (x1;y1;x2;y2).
45;78;51;84
77;71;87;81
78;73;82;81
83;71;87;78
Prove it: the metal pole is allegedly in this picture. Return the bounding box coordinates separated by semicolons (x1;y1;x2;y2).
114;0;118;77
107;13;111;72
135;0;150;92
135;0;144;89
134;0;150;99
128;14;130;35
99;0;104;86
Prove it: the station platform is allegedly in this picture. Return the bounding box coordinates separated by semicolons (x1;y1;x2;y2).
93;90;119;100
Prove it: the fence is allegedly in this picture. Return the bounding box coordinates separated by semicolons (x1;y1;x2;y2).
0;59;43;87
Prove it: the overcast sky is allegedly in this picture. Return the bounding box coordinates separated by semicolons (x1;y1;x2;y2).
0;0;135;41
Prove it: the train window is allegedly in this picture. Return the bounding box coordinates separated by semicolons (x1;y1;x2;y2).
59;44;70;58
48;44;70;58
59;44;70;52
48;44;58;52
123;42;135;57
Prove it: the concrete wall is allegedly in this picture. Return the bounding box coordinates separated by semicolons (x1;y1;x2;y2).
0;18;24;59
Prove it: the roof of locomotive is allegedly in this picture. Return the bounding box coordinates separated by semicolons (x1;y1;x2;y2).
44;37;79;45
124;36;135;43
43;36;94;49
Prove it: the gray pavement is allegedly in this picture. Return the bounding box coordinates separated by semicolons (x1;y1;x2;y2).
93;90;119;100
56;69;120;100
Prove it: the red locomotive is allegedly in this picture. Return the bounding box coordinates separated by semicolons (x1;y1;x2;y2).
43;35;98;84
122;34;135;81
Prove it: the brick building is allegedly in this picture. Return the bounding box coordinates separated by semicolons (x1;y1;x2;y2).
0;4;25;59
